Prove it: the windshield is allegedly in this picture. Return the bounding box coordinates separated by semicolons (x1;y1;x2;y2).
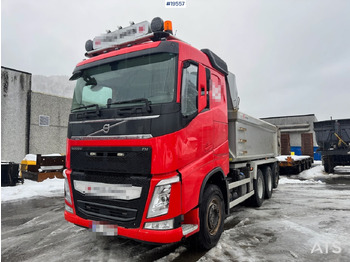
71;53;177;111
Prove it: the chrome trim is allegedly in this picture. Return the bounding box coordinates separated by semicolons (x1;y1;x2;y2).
71;134;153;140
73;180;142;200
88;120;127;136
69;115;160;125
157;175;180;186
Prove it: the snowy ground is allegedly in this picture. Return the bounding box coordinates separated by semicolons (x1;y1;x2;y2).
1;178;64;202
2;163;350;262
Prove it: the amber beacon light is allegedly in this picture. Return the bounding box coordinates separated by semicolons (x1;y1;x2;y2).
164;20;173;34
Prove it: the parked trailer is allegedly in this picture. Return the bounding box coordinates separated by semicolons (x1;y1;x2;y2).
314;118;350;173
64;17;280;250
277;155;313;174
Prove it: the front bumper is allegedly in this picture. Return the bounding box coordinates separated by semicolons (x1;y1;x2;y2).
64;210;184;244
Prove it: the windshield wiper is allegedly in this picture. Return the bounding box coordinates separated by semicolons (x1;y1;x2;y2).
72;104;100;113
107;98;152;112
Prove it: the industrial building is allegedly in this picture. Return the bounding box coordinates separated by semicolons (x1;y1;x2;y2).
1;66;72;163
262;114;321;160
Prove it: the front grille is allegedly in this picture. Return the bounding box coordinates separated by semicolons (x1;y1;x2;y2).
70;146;152;174
71;171;151;228
76;200;137;222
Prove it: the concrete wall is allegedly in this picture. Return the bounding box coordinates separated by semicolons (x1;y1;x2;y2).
1;67;31;163
29;92;71;155
1;67;73;162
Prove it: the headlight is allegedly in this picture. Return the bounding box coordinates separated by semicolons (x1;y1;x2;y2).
147;175;180;218
64;178;72;205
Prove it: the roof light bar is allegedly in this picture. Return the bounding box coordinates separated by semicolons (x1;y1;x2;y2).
84;17;176;57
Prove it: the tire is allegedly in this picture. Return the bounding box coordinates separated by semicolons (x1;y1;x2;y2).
195;184;225;250
272;162;279;189
249;169;265;207
324;156;334;173
305;160;310;170
263;166;273;199
324;161;330;173
295;164;302;174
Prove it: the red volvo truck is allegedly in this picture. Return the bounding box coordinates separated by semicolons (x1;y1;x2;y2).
64;17;279;249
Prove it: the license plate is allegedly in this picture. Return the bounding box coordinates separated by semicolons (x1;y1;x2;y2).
92;222;118;236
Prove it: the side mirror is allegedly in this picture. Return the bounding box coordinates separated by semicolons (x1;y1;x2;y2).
198;64;207;113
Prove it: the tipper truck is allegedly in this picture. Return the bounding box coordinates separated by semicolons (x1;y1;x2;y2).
314;118;350;173
64;17;280;250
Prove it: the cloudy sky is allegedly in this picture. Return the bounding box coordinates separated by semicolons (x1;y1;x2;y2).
2;0;350;120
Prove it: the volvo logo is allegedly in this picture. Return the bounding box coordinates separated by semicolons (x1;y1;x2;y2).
102;124;110;134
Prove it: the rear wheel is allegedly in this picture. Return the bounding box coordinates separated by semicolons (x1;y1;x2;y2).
272;162;279;189
249;169;265;207
195;184;225;250
263;166;273;199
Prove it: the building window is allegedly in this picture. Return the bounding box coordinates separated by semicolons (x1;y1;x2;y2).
39;115;50;126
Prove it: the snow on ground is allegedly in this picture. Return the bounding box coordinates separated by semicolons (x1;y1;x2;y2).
280;162;350;185
2;162;350;261
279;164;326;184
1;178;64;203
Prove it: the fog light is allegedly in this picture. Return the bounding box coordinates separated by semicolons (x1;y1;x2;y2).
65;203;73;213
144;219;174;230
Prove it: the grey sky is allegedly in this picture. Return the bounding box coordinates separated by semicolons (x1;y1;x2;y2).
2;0;350;120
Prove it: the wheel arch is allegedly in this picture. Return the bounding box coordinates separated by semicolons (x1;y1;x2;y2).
198;167;229;216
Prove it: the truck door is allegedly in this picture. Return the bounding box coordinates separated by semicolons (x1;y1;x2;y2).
180;61;213;153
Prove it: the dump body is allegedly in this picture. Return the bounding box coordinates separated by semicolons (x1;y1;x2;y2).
314;118;350;172
314;119;350;150
228;111;279;163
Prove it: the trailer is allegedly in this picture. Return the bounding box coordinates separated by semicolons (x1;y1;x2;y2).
314;118;350;173
277;155;313;174
64;17;280;250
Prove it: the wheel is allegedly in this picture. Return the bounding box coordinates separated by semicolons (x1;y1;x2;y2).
249;169;265;207
272;163;279;189
263;166;273;199
324;156;334;173
195;184;225;250
305;160;309;170
308;160;312;169
324;161;330;173
295;163;302;174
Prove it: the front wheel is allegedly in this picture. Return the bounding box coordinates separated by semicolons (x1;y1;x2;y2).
195;184;225;250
